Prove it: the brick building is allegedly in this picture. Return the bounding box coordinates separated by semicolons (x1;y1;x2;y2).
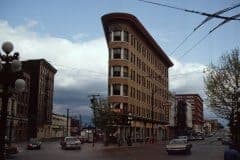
0;72;30;142
102;13;173;142
22;59;57;139
176;94;204;133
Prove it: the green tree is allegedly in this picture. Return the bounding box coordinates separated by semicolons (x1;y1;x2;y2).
90;98;119;145
204;48;240;149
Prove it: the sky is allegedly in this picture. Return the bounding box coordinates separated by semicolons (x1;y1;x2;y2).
0;0;239;125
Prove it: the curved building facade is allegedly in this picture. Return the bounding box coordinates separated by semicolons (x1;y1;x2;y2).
102;13;173;142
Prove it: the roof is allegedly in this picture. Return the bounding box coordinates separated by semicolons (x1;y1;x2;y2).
101;12;173;67
23;59;57;73
175;94;203;102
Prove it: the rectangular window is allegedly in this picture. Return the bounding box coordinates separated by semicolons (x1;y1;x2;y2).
131;35;134;45
123;103;128;114
113;66;121;77
113;84;121;95
113;31;121;41
123;31;129;42
123;66;128;78
123;85;128;96
113;48;121;59
123;49;129;60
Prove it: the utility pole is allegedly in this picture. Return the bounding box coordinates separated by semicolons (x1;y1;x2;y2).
66;108;69;137
151;88;154;143
79;114;82;133
88;94;100;147
144;75;161;143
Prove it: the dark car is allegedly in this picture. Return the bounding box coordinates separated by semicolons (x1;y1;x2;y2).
27;138;42;150
5;144;19;155
196;135;204;140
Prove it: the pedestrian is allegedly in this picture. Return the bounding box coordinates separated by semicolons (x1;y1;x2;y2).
224;144;240;160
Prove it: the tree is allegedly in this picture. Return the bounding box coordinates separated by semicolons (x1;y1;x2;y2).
90;98;119;145
204;48;240;150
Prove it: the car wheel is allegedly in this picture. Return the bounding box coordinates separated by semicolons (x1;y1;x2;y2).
186;149;191;155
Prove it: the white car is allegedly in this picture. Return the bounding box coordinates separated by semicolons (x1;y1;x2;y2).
166;139;192;154
60;137;81;150
178;136;188;141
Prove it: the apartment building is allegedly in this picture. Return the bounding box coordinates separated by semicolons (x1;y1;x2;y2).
102;13;173;141
22;59;57;138
176;94;204;133
0;72;30;142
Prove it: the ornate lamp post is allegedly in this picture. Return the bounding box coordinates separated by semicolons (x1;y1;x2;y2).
0;42;26;160
127;112;132;146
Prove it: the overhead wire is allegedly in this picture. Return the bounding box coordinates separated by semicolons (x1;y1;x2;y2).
138;0;240;20
178;13;240;59
170;2;240;56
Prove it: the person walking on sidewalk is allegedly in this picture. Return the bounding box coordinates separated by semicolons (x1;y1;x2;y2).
224;144;240;160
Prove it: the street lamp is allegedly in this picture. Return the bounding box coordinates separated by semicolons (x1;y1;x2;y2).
127;112;132;146
0;41;26;160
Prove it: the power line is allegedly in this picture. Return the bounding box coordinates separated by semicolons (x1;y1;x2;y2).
138;0;240;20
170;31;194;56
209;13;240;34
178;13;240;59
170;3;240;56
178;34;209;59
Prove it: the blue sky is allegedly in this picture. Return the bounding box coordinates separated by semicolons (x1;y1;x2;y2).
1;0;239;124
1;0;239;64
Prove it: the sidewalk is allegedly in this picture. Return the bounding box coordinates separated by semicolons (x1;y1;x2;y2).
81;140;167;151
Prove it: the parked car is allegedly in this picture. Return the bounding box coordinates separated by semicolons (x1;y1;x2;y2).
166;139;192;154
188;136;196;141
217;137;222;141
221;137;232;145
60;137;81;150
5;144;18;155
177;136;188;141
195;135;204;140
27;138;42;150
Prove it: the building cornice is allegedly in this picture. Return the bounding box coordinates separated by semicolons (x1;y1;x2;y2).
102;12;173;67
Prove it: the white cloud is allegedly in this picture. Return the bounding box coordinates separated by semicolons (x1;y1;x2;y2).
0;20;220;121
0;20;108;90
169;57;206;97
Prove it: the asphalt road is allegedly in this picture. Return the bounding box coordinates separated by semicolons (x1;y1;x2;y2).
10;136;227;160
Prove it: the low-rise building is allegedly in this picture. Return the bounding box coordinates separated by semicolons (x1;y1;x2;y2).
51;113;71;138
37;113;71;139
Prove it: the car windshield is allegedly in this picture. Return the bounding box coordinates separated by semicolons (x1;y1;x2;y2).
30;139;39;143
170;139;187;144
65;137;78;142
178;136;187;139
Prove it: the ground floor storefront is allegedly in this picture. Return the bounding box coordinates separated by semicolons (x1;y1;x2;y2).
116;120;169;143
